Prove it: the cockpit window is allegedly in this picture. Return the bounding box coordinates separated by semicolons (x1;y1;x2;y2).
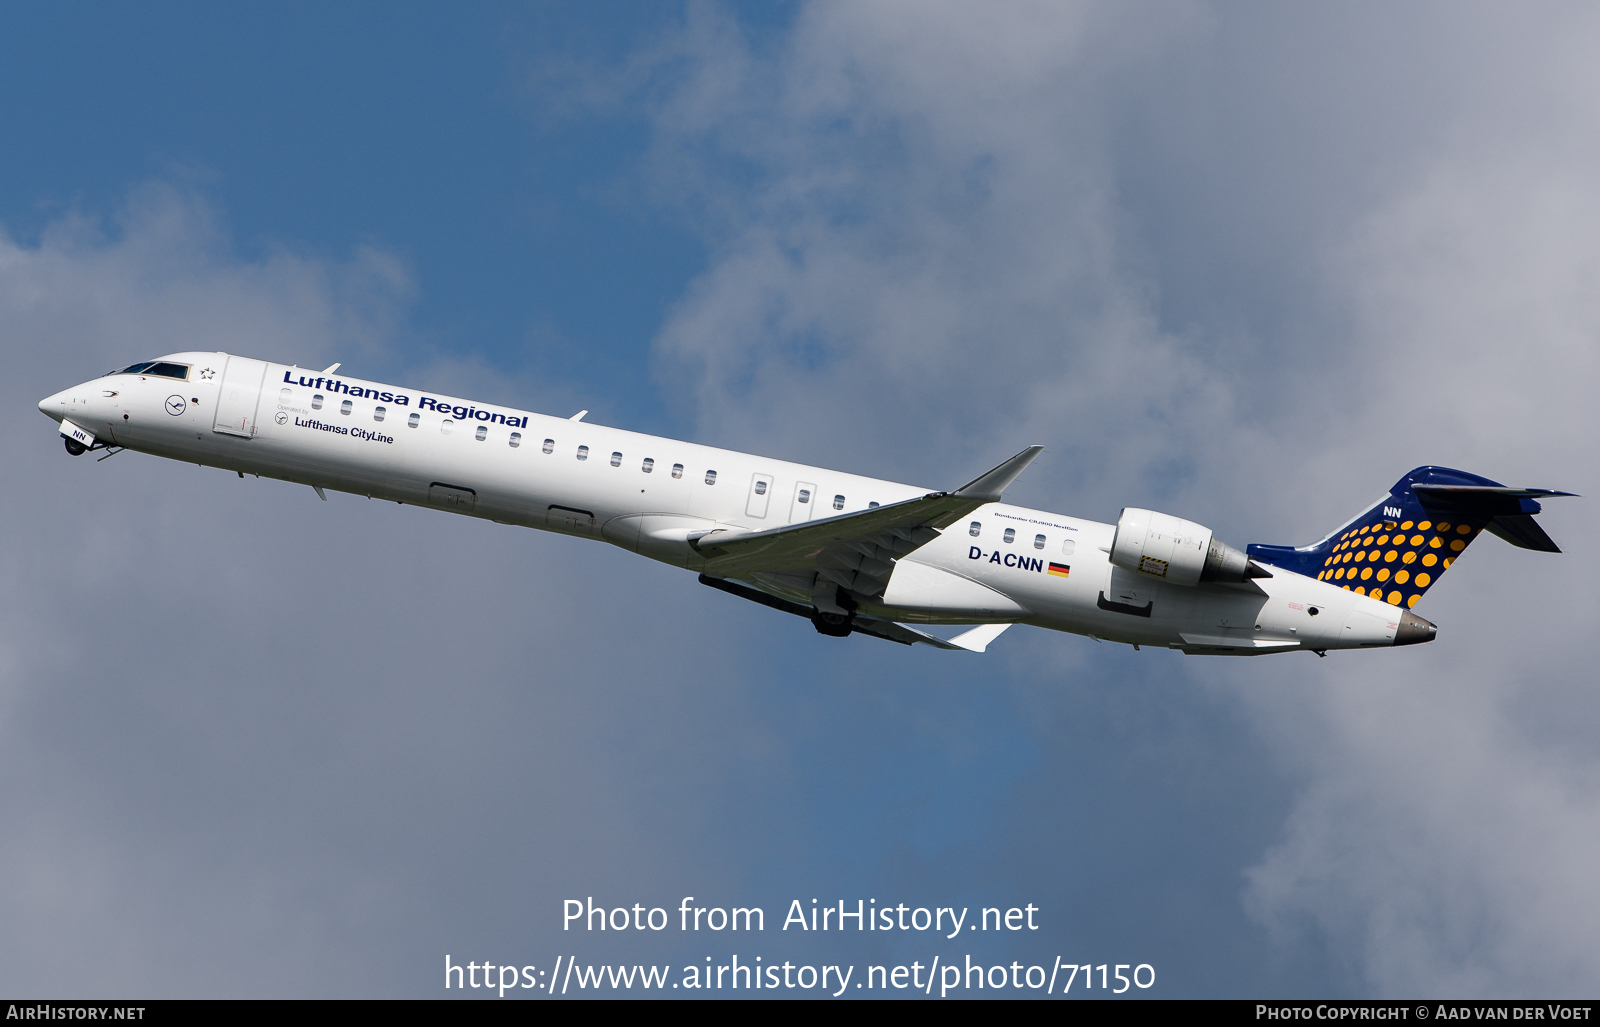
145;362;190;380
110;361;189;380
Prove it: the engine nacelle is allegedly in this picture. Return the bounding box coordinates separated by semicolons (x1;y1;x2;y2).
1109;508;1264;586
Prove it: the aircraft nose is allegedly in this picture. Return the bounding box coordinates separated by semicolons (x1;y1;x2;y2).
38;389;69;421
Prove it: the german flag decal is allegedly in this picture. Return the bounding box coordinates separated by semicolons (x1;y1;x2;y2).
1048;563;1071;579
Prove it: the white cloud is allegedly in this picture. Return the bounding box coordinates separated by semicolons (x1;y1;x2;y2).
0;186;776;994
1237;135;1600;997
625;0;1600;995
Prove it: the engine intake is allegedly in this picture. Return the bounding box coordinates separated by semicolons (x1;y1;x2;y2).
1110;508;1269;586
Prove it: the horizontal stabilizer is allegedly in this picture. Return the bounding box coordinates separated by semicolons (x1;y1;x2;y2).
1412;483;1575;552
1483;514;1561;553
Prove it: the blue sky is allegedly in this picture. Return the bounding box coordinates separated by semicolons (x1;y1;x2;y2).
0;2;730;428
1;1;1597;999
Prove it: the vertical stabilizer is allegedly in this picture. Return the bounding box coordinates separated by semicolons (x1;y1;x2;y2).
1247;467;1573;611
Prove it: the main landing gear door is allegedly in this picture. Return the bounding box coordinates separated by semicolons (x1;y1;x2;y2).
212;355;268;438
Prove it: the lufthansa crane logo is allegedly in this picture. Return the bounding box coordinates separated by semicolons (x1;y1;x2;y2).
165;395;187;416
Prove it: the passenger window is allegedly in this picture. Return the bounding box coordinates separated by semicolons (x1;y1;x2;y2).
1003;528;1015;544
672;463;684;479
475;425;487;441
1062;538;1076;556
754;480;767;495
441;419;454;435
705;470;717;485
279;388;292;403
970;521;982;537
373;406;386;422
642;457;654;473
312;394;324;410
577;445;589;461
833;495;845;510
798;489;810;504
407;412;419;428
610;451;622;467
542;439;554;454
509;432;521;448
1034;534;1045;549
340;399;352;415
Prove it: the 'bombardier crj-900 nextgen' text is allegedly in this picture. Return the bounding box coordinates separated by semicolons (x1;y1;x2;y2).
40;353;1574;655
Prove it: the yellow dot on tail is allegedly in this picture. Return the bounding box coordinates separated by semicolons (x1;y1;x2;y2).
1410;534;1423;546
1360;567;1373;580
1450;539;1465;552
1377;568;1391;581
1443;557;1453;569
1385;550;1397;562
1363;536;1375;546
1334;568;1344;579
1418;521;1432;530
1395;570;1410;584
1402;551;1417;565
1343;553;1353;563
1387;591;1402;605
1437;521;1452;532
1355;586;1366;594
1429;537;1443;548
1377;534;1390;545
1457;523;1471;534
1343;585;1351;590
1407;594;1420;608
1416;572;1431;587
1401;521;1413;530
1422;553;1437;567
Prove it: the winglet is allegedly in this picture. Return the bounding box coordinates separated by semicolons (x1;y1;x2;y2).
947;622;1013;652
954;446;1044;501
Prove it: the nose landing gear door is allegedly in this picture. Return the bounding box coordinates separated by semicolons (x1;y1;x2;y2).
212;356;268;438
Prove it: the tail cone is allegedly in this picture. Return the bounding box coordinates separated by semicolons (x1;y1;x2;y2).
1395;609;1438;646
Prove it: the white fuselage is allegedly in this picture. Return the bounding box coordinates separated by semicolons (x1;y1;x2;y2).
39;352;1409;654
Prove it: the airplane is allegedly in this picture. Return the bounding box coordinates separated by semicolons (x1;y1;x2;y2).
38;352;1573;656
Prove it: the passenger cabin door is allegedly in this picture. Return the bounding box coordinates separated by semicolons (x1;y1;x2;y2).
212;356;268;438
789;481;818;523
746;472;774;519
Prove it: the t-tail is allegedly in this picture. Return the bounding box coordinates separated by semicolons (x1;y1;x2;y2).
1247;466;1575;612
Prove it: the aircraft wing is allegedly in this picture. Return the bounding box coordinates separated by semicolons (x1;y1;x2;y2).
697;574;1014;652
693;446;1043;599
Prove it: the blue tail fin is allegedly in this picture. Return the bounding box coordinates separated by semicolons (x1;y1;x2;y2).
1247;467;1574;610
